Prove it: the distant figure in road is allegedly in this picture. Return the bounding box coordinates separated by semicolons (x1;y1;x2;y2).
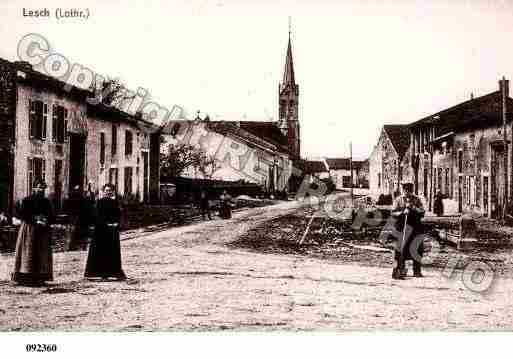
64;185;93;251
391;180;425;280
199;189;212;220
84;184;127;281
11;178;55;286
219;190;234;219
0;211;8;226
433;190;444;217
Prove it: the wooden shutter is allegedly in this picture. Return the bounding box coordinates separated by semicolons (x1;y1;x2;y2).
52;105;58;140
42;103;48;140
29;100;35;138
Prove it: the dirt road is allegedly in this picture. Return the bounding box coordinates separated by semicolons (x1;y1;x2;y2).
1;199;512;331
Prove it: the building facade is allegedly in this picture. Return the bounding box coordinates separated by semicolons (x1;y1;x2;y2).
369;125;410;199
405;84;513;218
325;158;357;189
0;59;160;216
162;119;292;192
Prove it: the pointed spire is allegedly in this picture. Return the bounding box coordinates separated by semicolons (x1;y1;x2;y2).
282;18;296;88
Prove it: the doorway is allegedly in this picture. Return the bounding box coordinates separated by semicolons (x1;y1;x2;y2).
490;143;506;219
69;133;86;192
458;176;462;213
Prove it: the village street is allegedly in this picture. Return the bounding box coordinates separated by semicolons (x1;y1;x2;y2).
1;197;513;331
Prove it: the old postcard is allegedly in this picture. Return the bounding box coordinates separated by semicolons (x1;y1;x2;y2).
1;0;512;357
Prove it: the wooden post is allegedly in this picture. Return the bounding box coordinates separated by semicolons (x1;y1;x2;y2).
501;77;509;220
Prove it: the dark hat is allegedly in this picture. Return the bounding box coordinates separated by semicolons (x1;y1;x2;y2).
33;177;47;189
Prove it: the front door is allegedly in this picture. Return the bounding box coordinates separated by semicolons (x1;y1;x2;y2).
142;151;149;202
483;176;489;216
69;133;86;192
458;176;463;213
490;143;506;219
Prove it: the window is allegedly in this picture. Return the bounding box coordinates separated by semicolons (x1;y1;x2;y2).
111;124;118;156
29;100;47;140
424;168;428;195
52;105;67;143
124;166;133;195
100;132;106;166
171;123;181;137
54;160;63;211
378;173;381;188
109;168;118;192
437;168;442;191
125;130;133;156
458;150;463;173
27;157;46;194
279;100;286;118
444;168;450;196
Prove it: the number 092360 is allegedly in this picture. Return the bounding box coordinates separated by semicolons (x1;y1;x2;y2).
25;344;57;352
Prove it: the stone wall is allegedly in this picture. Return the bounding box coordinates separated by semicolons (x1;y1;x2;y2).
369;128;401;199
0;59;16;214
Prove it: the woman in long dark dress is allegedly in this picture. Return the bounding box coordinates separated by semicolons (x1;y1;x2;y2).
11;178;55;286
219;190;234;219
84;184;126;280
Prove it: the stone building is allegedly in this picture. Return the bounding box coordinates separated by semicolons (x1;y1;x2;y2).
0;58;160;217
404;81;513;218
369;124;410;199
325;158;357;189
161;118;292;192
353;159;369;188
160;30;301;194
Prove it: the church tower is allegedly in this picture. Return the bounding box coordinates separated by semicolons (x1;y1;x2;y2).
279;25;300;160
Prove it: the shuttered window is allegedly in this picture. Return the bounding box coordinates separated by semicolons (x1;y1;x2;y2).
29;100;47;140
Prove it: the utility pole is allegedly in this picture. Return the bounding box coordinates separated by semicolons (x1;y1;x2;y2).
350;142;354;207
501;77;509;221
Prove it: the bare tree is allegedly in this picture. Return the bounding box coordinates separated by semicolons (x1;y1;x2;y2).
160;143;219;179
197;154;221;179
91;77;136;108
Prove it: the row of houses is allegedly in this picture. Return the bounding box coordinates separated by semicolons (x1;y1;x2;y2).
293;158;369;189
0;59;162;218
0;31;304;217
161;118;293;193
370;78;513;218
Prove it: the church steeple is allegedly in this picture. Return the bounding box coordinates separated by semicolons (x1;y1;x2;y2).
278;18;300;160
282;35;296;89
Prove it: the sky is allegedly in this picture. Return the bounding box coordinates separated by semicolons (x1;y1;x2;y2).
2;0;513;160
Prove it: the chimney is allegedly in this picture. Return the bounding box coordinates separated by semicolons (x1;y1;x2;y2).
470;92;474;100
135;111;143;120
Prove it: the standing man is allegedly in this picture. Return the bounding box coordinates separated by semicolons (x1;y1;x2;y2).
391;180;425;280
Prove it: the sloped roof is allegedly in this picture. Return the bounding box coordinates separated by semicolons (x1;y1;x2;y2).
296;160;328;174
325;158;351;170
207;121;281;152
409;91;513;134
383;124;410;159
4;57;158;130
237;121;288;151
352;159;369;170
162;120;289;155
